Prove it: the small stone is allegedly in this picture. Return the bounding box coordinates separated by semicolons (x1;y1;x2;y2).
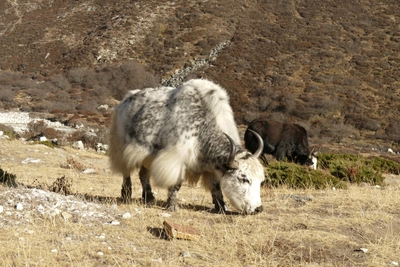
359;248;368;253
180;251;191;258
122;212;131;219
0;205;3;213
392;261;399;266
51;249;58;253
110;220;120;225
83;168;96;174
15;203;23;211
159;212;172;218
97;252;104;256
37;205;45;212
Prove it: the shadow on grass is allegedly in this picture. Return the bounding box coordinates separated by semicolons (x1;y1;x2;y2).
78;194;241;215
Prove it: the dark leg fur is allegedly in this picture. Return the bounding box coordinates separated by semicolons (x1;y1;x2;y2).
166;183;182;211
121;176;132;202
139;166;155;204
211;182;227;213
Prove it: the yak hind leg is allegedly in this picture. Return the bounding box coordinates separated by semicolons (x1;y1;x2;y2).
121;174;132;203
166;183;182;211
139;166;155;204
211;182;227;213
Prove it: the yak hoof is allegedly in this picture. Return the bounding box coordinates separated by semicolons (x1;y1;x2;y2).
165;203;180;212
142;193;155;204
213;200;227;213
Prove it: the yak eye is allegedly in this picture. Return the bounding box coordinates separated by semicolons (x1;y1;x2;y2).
240;175;250;184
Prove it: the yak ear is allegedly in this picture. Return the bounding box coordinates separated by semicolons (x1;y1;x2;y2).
224;133;239;169
247;129;264;158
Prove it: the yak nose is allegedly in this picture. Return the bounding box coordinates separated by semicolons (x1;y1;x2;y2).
254;205;263;213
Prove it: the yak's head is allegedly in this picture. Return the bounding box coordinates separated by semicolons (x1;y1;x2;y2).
220;130;265;215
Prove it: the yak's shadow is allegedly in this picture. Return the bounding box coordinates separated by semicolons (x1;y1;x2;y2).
78;194;240;215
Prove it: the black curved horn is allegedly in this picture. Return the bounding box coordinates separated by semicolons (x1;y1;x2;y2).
224;133;239;169
247;129;263;158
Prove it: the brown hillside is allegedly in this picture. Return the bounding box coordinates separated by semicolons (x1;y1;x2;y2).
0;0;399;149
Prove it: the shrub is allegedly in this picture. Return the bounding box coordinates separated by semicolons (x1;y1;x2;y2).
26;120;48;138
264;162;346;189
0;123;18;139
0;86;17;102
67;130;99;150
50;74;71;90
317;152;388;186
48;175;73;195
0;167;18;187
366;157;400;175
329;161;384;185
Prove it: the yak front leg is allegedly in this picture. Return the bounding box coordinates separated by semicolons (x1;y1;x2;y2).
139;166;155;204
121;175;132;202
166;183;182;211
211;182;227;213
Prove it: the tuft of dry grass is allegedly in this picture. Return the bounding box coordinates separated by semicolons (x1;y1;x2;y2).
0;138;399;266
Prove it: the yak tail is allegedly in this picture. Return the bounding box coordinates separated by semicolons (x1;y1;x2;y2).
150;146;186;189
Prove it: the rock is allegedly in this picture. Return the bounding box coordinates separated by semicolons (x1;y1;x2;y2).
73;141;84;150
21;158;41;164
39;136;47;142
15;203;23;210
83;168;96;174
163;220;201;240
122;212;131;219
97;104;109;112
180;251;191;258
110;220;120;225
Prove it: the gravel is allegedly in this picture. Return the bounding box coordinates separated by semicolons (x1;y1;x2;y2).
0;111;71;133
0;187;123;228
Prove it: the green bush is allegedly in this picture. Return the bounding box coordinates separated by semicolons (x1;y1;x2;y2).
263;152;395;189
366;157;400;175
316;152;388;186
264;162;347;189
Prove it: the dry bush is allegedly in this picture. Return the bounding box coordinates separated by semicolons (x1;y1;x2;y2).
384;119;400;143
42;127;63;140
0;86;17;103
67;130;99;150
48;175;73;195
344;113;381;131
67;67;88;85
61;157;86;171
0;123;17;139
50;74;71;91
25;120;48;139
0;167;18;187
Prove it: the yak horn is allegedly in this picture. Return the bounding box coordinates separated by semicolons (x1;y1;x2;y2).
247;129;264;158
224;133;239;169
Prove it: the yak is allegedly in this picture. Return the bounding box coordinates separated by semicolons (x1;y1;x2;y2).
244;118;316;168
108;79;265;214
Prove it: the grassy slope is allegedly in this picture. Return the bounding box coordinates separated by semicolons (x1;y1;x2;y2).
0;138;399;266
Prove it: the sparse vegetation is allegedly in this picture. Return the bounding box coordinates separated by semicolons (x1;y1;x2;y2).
265;162;347;189
1;138;399;266
1;1;400;266
0;167;18;187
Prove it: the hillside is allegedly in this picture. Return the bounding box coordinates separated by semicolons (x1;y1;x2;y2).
0;0;400;150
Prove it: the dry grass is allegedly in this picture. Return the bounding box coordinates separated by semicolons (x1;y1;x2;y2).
0;138;399;266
